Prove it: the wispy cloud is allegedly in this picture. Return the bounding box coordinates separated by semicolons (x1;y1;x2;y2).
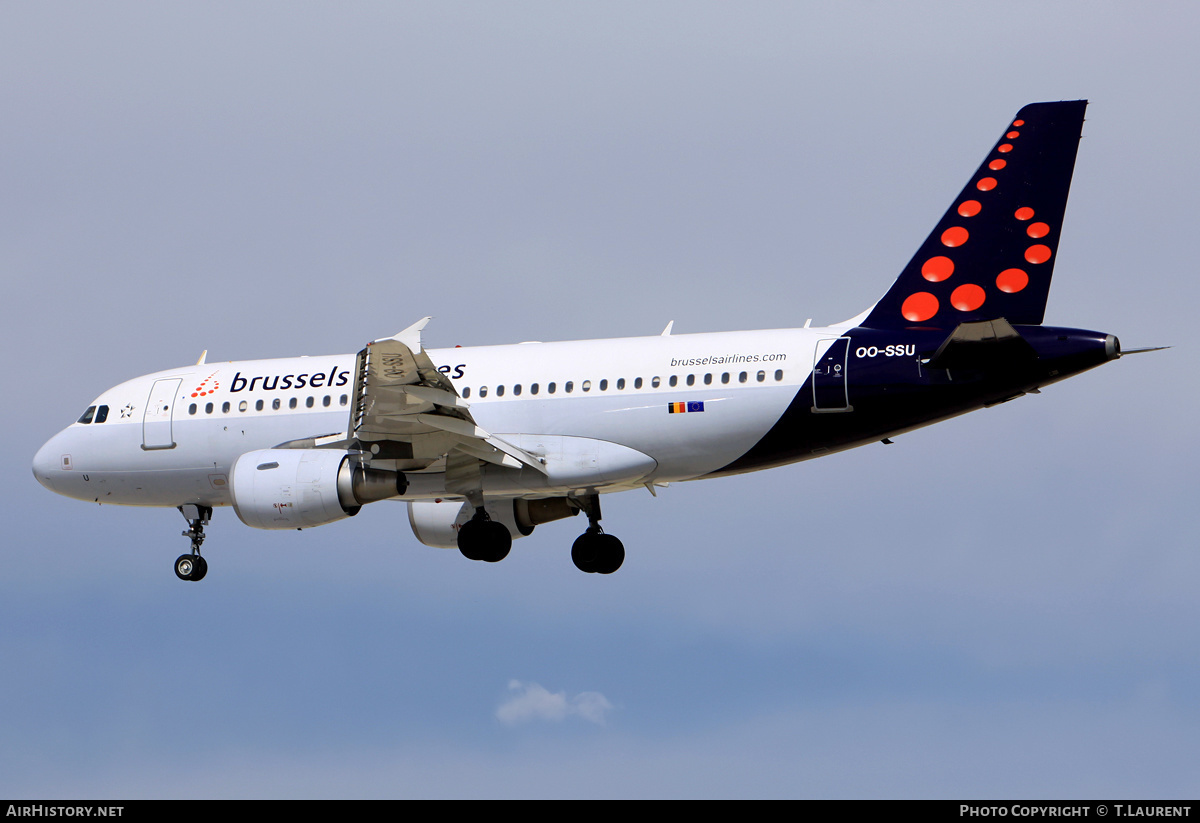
496;680;614;726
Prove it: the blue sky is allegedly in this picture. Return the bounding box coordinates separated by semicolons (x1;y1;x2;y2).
2;2;1196;798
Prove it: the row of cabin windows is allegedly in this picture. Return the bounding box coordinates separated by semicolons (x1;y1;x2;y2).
83;368;786;421
187;394;349;416
460;369;785;400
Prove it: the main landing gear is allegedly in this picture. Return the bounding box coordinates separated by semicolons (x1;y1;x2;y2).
570;495;624;575
175;504;212;582
455;494;626;574
457;507;512;563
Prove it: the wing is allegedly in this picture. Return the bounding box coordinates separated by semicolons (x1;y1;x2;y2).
346;318;546;479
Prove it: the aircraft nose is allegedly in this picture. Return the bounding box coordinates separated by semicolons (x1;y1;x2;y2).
32;437;61;492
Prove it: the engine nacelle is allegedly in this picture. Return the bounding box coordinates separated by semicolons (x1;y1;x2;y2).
407;497;580;548
231;448;406;530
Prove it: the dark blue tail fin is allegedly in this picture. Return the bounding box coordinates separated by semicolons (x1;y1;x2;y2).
862;101;1087;330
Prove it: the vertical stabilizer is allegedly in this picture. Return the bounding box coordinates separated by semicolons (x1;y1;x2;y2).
862;101;1087;329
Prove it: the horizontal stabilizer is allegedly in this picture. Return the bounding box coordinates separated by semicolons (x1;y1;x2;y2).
925;319;1037;370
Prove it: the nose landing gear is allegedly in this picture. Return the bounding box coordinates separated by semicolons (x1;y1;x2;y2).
175;504;212;582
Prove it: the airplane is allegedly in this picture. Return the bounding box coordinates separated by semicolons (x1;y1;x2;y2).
32;100;1143;581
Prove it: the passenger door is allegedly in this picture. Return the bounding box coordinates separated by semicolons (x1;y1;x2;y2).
142;378;182;449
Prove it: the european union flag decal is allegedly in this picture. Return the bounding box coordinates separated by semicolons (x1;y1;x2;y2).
668;401;705;414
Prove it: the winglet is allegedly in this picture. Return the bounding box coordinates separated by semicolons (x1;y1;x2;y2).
196;350;208;366
376;317;432;352
661;321;674;336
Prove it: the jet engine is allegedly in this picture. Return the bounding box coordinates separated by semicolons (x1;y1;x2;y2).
230;448;406;530
407;497;580;548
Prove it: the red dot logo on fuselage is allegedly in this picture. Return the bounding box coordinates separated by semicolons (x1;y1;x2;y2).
191;371;221;398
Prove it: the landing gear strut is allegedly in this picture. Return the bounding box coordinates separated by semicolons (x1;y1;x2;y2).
175;504;211;582
571;494;624;574
457;506;512;563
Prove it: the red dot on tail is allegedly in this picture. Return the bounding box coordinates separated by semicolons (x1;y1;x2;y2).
941;226;969;247
1015;207;1034;220
1027;222;1049;238
1013;119;1025;127
951;284;986;312
922;256;955;282
1006;131;1020;139
902;292;939;322
976;177;997;191
1025;244;1052;264
989;159;1006;171
958;200;981;217
997;143;1013;153
996;268;1029;293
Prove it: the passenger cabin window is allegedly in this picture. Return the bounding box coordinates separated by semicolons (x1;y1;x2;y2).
256;399;264;411
757;370;766;382
739;371;748;383
340;394;349;406
548;382;556;394
651;376;661;388
599;379;608;391
721;372;730;384
497;385;505;397
77;406;96;424
239;401;248;412
289;398;298;409
687;374;695;386
223;402;231;413
205;402;214;414
669;376;677;387
305;397;314;408
617;378;625;390
565;381;574;393
531;383;539;395
514;384;522;396
323;395;331;407
188;404;197;415
273;398;281;410
463;387;471;399
704;373;713;385
775;369;784;381
479;387;488;398
582;380;591;392
634;377;643;389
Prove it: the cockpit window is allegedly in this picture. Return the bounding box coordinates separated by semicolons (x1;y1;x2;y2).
94;405;109;423
77;406;96;424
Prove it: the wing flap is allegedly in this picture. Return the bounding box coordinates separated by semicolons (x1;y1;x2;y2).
346;318;547;476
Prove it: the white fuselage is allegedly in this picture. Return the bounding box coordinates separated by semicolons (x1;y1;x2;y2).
33;326;844;508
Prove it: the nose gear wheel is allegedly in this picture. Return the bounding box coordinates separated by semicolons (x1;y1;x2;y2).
175;505;212;582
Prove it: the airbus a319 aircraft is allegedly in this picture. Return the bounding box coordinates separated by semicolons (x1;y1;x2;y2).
33;101;1140;581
